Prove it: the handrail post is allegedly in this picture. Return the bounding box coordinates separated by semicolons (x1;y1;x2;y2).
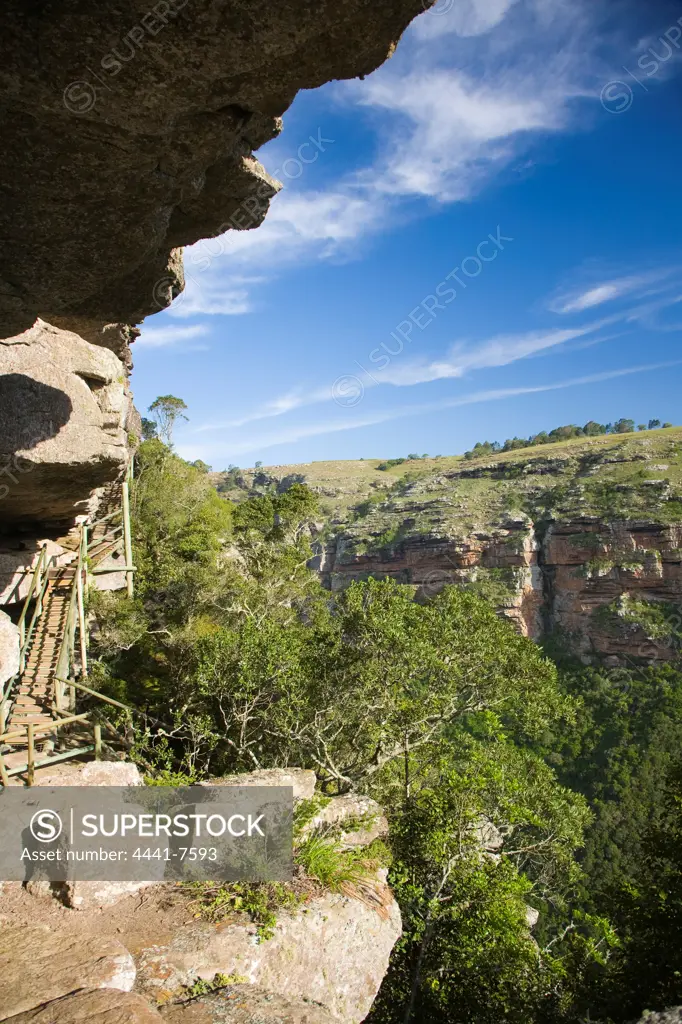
122;481;134;597
36;551;44;618
77;528;88;679
94;723;102;760
26;724;35;786
82;524;89;596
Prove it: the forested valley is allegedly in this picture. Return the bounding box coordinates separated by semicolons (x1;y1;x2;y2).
87;434;682;1024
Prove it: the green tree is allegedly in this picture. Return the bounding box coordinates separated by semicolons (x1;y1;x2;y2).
601;760;682;1019
129;439;232;606
369;741;591;1024
613;418;635;434
149;395;189;444
648;418;661;429
583;421;607;436
141;416;158;440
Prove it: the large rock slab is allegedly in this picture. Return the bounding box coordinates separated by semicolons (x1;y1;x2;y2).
27;759;147;910
0;1;429;336
0;321;131;526
200;768;316;803
33;759;142;788
301;794;388;850
0;922;136;1019
0;538;76;606
162;986;336;1024
0;609;19;690
136;883;401;1022
5;990;163;1024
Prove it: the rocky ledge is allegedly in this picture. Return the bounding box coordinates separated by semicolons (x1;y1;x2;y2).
1;763;399;1024
0;0;430;338
0;320;134;526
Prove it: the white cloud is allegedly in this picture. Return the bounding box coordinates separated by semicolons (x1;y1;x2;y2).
554;283;623;313
168;274;258;318
549;268;681;314
174;191;378;317
411;0;520;40
351;68;569;202
377;324;602;385
136;323;209;349
165;0;618;317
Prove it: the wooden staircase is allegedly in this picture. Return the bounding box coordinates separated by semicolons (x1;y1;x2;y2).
4;569;72;741
0;475;136;784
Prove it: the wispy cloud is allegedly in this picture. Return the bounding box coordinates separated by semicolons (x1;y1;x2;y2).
374;324;607;386
549;269;679;314
194;320;613;432
179;359;682;462
136;323;210;350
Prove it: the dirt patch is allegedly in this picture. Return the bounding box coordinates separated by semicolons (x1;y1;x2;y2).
0;881;196;956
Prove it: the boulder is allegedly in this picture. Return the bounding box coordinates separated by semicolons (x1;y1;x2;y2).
0;609;19;689
33;759;142;788
0;320;131;526
0;538;76;606
0;923;135;1019
136;883;401;1022
28;759;147;910
5;990;163;1024
301;794;388;850
161;987;336;1024
200;769;316;803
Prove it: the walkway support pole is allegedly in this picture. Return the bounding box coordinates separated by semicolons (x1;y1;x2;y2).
122;481;134;598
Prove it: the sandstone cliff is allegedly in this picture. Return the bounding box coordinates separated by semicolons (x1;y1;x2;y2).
224;430;682;667
0;320;134;526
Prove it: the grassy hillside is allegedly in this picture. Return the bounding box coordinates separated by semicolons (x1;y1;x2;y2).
212;426;682;533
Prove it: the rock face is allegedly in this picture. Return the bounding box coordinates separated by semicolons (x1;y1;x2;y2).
0;923;136;1019
543;519;682;663
301;794;389;850
633;1014;682;1024
0;0;430;338
33;759;143;788
5;990;164;1024
199;767;316;803
0;609;19;689
319;513;682;664
161;986;336;1024
136;882;401;1023
0;320;133;526
132;767;399;1022
318;509;545;637
28;759;149;910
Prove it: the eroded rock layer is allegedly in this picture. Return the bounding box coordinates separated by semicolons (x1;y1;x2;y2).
0;320;133;526
319;515;682;664
0;0;429;337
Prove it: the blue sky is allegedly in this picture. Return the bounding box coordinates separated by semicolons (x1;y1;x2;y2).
134;0;682;470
